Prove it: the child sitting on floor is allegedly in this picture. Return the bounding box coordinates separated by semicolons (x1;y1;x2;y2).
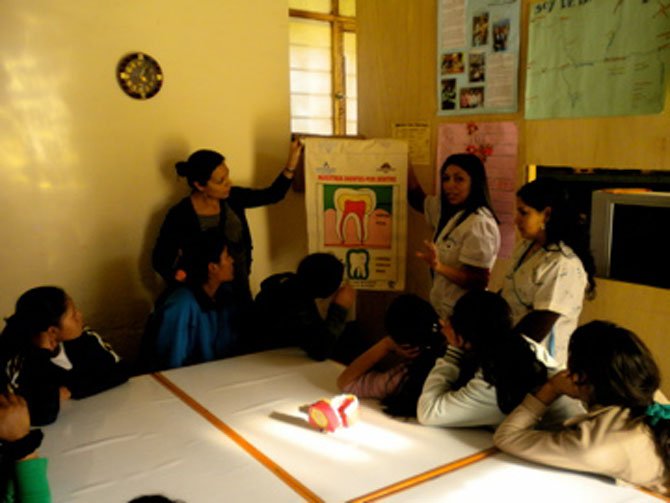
494;320;670;495
142;229;237;371
0;286;129;426
337;294;445;418
251;253;359;362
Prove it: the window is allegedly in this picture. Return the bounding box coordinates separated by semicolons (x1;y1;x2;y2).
289;0;357;135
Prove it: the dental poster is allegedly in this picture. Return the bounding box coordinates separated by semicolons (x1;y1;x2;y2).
304;138;408;291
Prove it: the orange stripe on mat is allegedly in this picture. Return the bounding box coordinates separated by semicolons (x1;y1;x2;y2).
152;372;323;503
636;486;670;502
348;447;499;503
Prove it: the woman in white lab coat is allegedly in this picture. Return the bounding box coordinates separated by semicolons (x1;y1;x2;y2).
408;153;500;319
500;178;596;364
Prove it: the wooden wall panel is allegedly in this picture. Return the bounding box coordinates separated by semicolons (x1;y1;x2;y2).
357;0;669;393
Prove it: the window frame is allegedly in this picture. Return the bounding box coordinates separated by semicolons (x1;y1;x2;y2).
289;1;356;135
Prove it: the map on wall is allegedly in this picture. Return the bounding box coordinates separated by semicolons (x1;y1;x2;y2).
304;138;408;291
437;0;521;115
525;0;670;119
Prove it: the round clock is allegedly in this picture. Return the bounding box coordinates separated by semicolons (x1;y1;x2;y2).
116;52;163;100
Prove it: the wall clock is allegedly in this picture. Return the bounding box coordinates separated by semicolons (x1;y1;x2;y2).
116;52;163;100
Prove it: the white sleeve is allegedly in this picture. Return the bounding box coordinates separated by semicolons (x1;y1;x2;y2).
532;255;586;316
494;395;630;479
417;348;505;427
459;213;500;269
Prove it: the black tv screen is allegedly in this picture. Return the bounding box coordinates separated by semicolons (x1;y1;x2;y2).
609;204;670;289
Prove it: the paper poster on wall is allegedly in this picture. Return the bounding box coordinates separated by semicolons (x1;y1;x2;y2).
437;122;518;258
392;122;431;166
526;0;669;119
304;138;408;291
437;0;520;115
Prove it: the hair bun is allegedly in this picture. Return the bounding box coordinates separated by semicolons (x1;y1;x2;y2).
175;160;189;177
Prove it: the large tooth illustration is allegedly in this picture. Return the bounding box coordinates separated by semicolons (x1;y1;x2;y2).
334;188;376;243
347;249;369;279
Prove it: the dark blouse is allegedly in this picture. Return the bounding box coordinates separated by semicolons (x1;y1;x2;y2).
152;172;293;300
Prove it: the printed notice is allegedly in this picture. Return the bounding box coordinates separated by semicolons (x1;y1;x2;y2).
392;122;431;166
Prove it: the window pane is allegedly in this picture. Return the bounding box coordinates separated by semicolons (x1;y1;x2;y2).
289;0;331;14
290;45;331;72
290;70;331;94
339;0;356;17
346;98;358;120
346;75;357;98
291;94;333;117
344;32;357;68
344;31;358;128
289;18;331;48
292;117;333;135
344;32;357;101
289;3;358;136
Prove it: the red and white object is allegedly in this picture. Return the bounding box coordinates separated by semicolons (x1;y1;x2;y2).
307;394;359;432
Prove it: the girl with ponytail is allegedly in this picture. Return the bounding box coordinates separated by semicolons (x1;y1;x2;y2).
417;290;581;428
1;287;127;426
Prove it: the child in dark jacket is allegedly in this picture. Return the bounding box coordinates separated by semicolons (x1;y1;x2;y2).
1;286;128;426
251;253;359;362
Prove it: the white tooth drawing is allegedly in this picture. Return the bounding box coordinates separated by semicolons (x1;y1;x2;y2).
334;188;377;243
347;249;370;279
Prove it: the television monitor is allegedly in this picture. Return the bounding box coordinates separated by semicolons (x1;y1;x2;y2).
590;190;670;289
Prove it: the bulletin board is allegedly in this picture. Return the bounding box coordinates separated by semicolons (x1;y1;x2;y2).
437;0;521;115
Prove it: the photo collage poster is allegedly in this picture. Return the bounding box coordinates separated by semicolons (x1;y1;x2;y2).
304;138;408;291
437;121;518;258
437;0;520;115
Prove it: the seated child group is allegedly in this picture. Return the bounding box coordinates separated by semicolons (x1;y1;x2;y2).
2;146;668;499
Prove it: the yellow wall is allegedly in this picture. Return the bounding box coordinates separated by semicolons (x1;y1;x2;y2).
357;0;670;393
1;0;668;392
0;0;307;357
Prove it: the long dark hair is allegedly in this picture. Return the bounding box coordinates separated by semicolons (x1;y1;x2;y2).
0;286;68;362
175;149;225;189
380;294;446;417
450;291;548;413
436;153;499;239
517;178;596;297
568;320;670;471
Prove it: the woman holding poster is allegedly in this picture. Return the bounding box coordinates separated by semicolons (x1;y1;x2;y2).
408;153;500;319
